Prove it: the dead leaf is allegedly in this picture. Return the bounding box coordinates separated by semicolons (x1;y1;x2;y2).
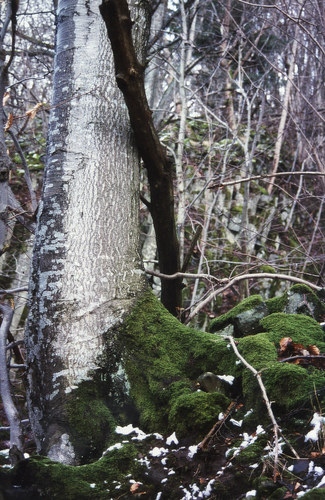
130;483;146;495
3;91;10;106
307;345;320;355
25;102;43;120
294;482;301;492
5;113;13;132
279;337;293;352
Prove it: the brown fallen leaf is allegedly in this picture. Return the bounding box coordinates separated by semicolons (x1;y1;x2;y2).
279;337;293;352
307;345;320;355
130;483;141;493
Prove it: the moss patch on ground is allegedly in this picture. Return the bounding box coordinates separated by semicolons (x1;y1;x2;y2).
13;444;145;499
122;291;235;437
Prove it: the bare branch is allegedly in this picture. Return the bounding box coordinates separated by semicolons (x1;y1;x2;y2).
185;273;321;324
0;286;28;294
209;171;325;190
226;335;280;476
0;303;24;465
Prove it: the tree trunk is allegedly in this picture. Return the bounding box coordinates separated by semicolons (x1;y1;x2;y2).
25;0;148;465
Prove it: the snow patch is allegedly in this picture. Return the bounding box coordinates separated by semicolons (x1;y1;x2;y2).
188;445;198;458
305;413;325;442
166;432;179;446
103;442;123;454
149;447;169;457
230;418;243;427
217;375;234;385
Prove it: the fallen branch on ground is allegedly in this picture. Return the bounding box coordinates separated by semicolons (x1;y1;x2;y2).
226;335;300;480
199;400;237;451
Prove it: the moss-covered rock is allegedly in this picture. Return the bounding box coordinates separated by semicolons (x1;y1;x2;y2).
209;295;268;336
231;434;268;466
266;284;325;320
66;382;116;463
168;391;230;437
259;313;325;346
302;489;325;499
238;313;325;414
210;285;325;338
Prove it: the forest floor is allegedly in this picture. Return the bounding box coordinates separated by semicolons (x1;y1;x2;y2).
2;399;325;499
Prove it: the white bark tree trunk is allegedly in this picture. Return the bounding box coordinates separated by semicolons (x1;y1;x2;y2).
25;0;147;464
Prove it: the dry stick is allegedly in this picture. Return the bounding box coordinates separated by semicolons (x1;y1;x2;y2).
226;336;300;476
209;171;325;190
185;273;321;324
226;336;280;478
144;269;321;324
0;303;24;465
267;28;298;195
0;286;28;294
279;355;325;364
199;400;237;451
100;0;181;316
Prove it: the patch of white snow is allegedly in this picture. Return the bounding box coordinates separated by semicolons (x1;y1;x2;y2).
217;375;234;384
166;432;179;446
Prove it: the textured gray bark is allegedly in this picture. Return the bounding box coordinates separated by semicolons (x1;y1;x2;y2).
25;0;148;464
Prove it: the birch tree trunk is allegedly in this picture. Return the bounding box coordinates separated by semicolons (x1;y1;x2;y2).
25;0;148;465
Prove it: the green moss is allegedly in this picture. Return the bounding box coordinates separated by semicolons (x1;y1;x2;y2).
263;362;325;410
260;313;325;345
210;295;265;332
232;435;268;466
289;284;314;294
259;265;276;274
268;487;288;499
238;333;277;370
237;315;325;415
14;444;144;499
266;294;288;314
123;291;236;433
66;382;116;462
168;391;230;438
231;204;243;214
301;489;325;499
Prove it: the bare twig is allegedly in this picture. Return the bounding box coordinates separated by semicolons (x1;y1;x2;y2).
279;355;325;364
0;286;28;294
7;129;37;212
226;335;280;478
145;268;321;324
0;303;24;464
199;400;237;451
209;171;325;190
184;273;321;324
